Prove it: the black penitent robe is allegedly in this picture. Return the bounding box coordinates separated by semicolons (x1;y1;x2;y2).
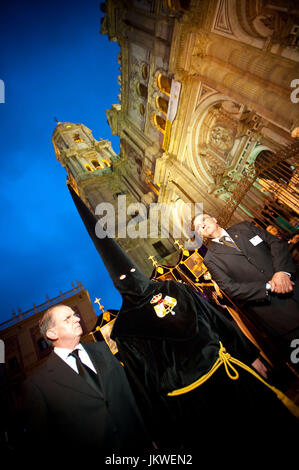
111;280;298;456
67;184;297;461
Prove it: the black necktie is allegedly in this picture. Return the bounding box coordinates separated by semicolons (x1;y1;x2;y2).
219;236;239;250
69;349;101;394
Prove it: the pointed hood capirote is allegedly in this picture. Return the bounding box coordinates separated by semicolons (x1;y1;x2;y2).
68;183;153;298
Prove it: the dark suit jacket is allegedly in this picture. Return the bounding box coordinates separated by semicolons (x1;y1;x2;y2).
203;221;299;342
204;221;296;302
22;341;149;454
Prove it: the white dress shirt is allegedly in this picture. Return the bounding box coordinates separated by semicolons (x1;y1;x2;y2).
54;343;98;374
212;228;231;244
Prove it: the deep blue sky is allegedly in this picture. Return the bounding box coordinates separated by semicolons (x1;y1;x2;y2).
0;0;123;324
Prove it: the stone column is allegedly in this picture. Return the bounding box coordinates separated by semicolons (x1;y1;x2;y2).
206;35;297;90
196;58;297;130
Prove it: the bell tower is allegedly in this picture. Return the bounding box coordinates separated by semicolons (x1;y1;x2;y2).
52;122;177;275
52;122;117;196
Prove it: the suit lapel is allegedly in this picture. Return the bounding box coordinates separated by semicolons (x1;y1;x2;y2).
227;227;249;255
46;351;103;399
208;239;243;256
83;343;109;400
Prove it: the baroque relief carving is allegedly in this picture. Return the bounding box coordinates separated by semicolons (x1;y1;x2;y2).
195;100;261;194
212;0;298;53
251;2;298;48
209;125;234;151
193;30;211;59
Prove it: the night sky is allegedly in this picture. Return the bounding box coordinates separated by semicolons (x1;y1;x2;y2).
0;0;123;325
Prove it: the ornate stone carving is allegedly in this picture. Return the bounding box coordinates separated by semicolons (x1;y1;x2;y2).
237;0;299;50
209;125;234;151
194;100;263;194
193;30;210;59
257;8;298;48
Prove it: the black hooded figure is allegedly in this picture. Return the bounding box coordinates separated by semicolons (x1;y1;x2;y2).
68;185;298;460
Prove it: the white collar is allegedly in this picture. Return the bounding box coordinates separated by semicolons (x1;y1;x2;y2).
54;343;84;361
212;228;229;243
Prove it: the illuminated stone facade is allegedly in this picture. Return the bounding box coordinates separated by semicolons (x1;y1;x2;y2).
52;121;178;274
101;0;299;241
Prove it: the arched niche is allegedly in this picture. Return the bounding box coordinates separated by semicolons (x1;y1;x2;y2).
187;93;243;190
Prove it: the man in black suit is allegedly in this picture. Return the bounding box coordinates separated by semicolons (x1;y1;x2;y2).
22;304;150;456
193;214;299;370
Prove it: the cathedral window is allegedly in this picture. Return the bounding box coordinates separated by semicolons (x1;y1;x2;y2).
85;164;93;172
141;64;148;80
136;83;148;99
168;0;190;11
139;103;145;115
156;96;169;115
153;114;166;133
91;159;101;169
153;241;171;258
157;74;171;96
102;159;111;167
73;133;83;143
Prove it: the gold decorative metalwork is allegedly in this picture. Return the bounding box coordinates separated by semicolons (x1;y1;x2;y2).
100;319;118;355
218;142;299;228
91;297;119;354
148;255;158;267
183;252;206;280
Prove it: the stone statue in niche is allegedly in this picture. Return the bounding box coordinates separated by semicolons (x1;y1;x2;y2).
258;10;297;47
207;165;228;194
198;148;228;194
219;101;259;139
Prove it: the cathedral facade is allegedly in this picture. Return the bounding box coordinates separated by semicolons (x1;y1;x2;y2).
53;0;298;273
101;0;298;243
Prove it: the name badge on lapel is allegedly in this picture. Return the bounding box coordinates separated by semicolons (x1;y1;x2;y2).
249;235;263;246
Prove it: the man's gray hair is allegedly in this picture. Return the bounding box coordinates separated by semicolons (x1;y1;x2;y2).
39;305;63;347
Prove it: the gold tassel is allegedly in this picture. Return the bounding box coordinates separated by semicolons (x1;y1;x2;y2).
272;388;299;419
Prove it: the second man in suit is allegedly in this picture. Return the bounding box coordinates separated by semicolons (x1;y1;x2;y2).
192;214;299;373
